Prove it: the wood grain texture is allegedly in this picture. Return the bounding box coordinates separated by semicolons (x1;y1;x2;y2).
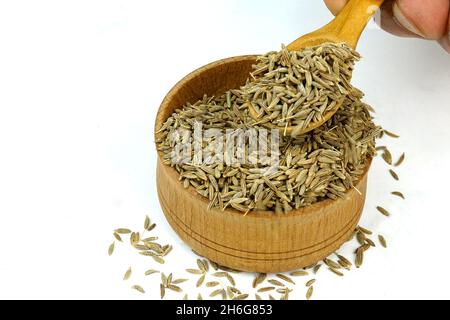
155;55;370;273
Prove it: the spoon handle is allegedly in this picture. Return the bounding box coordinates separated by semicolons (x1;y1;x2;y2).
288;0;384;50
330;0;385;48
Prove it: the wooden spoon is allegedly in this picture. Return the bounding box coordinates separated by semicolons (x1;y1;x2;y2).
248;0;384;136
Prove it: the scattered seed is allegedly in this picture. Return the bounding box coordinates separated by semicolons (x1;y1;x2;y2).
277;287;292;294
281;291;290;300
377;206;391;217
163;245;173;256
134;244;149;251
391;191;405;199
389;169;399;181
324;258;341;269
258;287;275;293
144;269;159;276
108;242;115;256
211;271;228;277
186;269;204;275
161;272;168;286
142;236;158;242
227;288;236;300
252;273;267;288
209;260;219;271
329;268;344;277
226;274;236;286
123;267;132;281
381;149;393;165
115;228;131;234
196;274;205;288
113;233;122;242
356;232;367;245
131;285;145;294
228;286;241;296
152;256;165;264
168;284;182;292
336;254;352;269
172;278;188;284
378;235;387;248
313;264;322;274
355;247;364;268
306;286;314;300
201;259;210;272
206;281;220;288
384;130;400;138
130;232;140;245
365;238;376;247
144;216;151;230
394;153;405;167
290;270;309;277
210;289;225;298
268;279;284;287
306;279;316;287
197;259;207;272
276;274;295;285
338;260;350;270
358;226;373;235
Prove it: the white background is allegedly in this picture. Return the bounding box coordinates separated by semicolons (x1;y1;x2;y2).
0;0;449;300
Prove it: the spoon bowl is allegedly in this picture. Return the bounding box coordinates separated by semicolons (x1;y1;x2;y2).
247;98;344;136
248;0;384;135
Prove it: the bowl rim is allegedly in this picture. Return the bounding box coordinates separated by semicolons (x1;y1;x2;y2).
154;55;371;219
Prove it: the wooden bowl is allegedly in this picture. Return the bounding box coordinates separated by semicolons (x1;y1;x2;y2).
155;56;370;273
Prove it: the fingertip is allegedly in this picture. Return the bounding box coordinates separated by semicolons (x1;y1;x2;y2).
392;2;426;38
323;0;348;16
395;0;449;40
377;1;419;38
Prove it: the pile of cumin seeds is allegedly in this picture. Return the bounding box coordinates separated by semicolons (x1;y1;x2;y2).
156;88;381;213
109;43;408;300
243;43;360;134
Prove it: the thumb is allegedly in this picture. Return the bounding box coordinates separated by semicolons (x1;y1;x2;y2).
392;0;449;40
